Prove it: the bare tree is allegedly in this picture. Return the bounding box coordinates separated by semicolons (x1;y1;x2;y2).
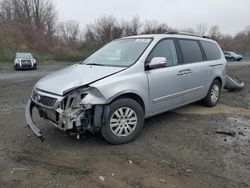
83;24;98;50
58;20;80;49
244;25;250;34
218;34;234;50
209;25;221;40
196;23;208;35
142;20;170;34
83;16;123;49
233;31;250;51
0;0;57;49
0;0;13;22
179;27;196;34
95;16;122;43
122;16;141;36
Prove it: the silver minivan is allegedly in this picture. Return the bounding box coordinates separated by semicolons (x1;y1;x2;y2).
26;33;227;144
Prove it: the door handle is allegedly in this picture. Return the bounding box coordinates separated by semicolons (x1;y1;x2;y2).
177;69;192;76
184;70;192;75
177;72;184;76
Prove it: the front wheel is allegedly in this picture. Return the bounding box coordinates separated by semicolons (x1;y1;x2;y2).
13;64;18;71
101;98;144;144
202;80;221;107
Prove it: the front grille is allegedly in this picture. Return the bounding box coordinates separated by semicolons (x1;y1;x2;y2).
32;91;57;107
21;60;32;67
39;96;57;107
21;60;31;63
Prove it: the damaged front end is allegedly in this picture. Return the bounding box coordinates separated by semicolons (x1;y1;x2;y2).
26;87;108;141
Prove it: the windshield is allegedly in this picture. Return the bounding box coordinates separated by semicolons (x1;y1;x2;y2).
83;38;152;67
16;53;33;59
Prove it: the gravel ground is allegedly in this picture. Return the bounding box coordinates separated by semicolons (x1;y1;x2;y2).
0;61;249;188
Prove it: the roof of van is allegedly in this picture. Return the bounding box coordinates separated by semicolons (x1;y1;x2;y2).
124;33;215;42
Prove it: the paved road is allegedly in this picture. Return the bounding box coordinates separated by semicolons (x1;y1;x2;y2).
0;62;72;80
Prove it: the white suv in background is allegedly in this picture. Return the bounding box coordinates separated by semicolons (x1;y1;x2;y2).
13;52;37;70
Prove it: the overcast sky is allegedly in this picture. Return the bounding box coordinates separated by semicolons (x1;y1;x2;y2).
54;0;250;36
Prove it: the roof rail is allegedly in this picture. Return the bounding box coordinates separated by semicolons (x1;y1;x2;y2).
166;31;211;39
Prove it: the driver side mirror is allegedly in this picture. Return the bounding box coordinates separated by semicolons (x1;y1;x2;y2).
147;57;167;69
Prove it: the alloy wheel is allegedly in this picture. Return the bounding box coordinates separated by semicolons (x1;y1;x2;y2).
110;107;137;137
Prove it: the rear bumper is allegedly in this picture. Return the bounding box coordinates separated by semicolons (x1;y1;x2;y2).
25;98;44;141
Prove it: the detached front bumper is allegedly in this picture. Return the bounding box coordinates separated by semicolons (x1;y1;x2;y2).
25;98;44;141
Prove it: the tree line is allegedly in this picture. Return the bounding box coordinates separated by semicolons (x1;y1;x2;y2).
0;0;249;62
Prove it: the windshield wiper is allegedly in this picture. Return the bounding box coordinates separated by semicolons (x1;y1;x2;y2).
86;63;106;66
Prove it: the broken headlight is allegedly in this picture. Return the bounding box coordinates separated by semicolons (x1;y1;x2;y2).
73;92;88;108
67;87;91;109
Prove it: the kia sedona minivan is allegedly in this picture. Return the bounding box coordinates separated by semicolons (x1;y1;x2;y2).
26;33;227;144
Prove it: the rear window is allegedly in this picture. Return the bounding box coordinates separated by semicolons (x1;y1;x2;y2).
178;40;203;63
201;41;221;61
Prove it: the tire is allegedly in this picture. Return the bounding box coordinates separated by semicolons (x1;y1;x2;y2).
101;98;144;144
230;57;235;61
202;80;221;107
13;64;18;71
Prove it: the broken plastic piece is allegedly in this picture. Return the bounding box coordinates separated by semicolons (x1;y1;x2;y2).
224;75;244;92
25;98;45;142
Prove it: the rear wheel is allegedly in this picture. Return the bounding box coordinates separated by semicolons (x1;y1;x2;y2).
202;80;221;107
101;98;144;144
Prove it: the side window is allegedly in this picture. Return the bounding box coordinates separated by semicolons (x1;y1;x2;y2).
201;41;221;61
179;39;203;63
147;39;178;66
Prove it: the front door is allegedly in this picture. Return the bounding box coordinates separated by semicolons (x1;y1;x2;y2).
146;39;185;116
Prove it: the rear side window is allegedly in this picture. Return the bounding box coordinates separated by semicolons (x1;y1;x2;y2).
147;39;178;66
201;41;221;61
178;39;203;63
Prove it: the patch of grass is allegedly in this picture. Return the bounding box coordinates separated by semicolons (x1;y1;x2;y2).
0;48;91;63
237;51;250;58
0;48;15;62
52;50;90;62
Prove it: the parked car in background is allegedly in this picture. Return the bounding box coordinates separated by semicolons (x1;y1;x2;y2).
13;52;37;70
223;51;243;61
26;33;227;144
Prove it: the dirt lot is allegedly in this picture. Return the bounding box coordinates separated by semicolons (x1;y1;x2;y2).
0;61;249;188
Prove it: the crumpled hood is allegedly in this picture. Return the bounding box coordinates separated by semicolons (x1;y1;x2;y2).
35;64;125;95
